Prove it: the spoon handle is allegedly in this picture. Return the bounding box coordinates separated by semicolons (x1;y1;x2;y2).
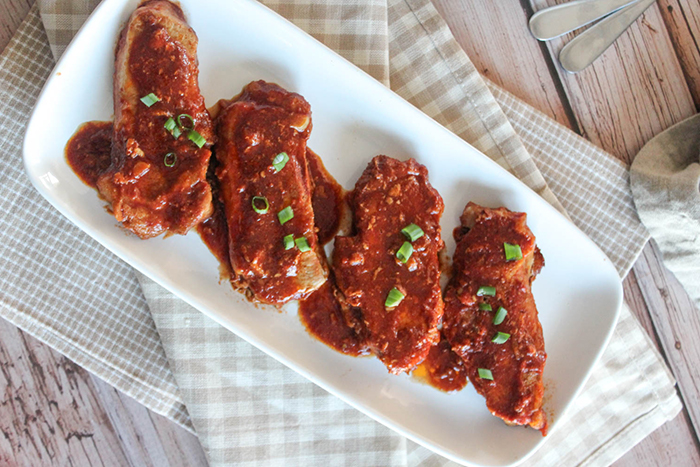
529;0;639;41
558;0;656;73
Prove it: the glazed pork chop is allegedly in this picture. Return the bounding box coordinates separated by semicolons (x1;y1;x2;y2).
443;203;548;435
215;81;326;304
97;0;213;238
333;156;444;374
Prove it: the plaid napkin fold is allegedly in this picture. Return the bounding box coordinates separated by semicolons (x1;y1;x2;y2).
0;0;680;465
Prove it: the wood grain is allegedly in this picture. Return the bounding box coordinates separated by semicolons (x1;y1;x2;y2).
658;0;700;108
615;410;700;467
431;0;576;130
536;0;697;163
0;318;207;466
0;0;31;51
633;241;700;440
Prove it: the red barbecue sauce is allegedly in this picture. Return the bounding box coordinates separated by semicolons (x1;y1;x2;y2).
65;121;113;188
67;124;461;392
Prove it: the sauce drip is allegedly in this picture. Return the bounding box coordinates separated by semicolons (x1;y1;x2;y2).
65;121;113;187
298;281;368;356
197;198;231;274
307;149;344;244
414;337;468;392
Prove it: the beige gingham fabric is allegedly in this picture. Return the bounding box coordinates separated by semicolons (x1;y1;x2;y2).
0;0;679;465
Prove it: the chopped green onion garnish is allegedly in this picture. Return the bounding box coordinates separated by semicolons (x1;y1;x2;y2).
478;368;494;380
171;126;182;138
295;237;311;252
163;153;177;167
401;223;424;242
385;288;405;308
477;286;496;297
493;307;507;326
504;243;523;261
140;93;160;107
251;196;269;214
188;130;207;148
164;117;177;132
478;302;492;311
396;241;413;263
278;206;294;225
492;332;511;344
177;114;195;130
283;234;295;250
272;152;290;172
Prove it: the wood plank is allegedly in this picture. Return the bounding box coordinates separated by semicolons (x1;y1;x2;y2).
615;410;700;467
0;0;32;52
431;0;576;129
0;318;128;465
533;0;697;163
632;241;700;440
657;0;700;108
89;375;207;467
0;317;206;466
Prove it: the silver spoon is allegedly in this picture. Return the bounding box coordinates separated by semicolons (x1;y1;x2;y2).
559;0;657;72
529;0;640;40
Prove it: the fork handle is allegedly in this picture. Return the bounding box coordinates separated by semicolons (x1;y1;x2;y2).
529;0;640;40
558;0;656;72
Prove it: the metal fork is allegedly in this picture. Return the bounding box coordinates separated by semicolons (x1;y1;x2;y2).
558;0;657;72
528;0;657;73
529;0;640;40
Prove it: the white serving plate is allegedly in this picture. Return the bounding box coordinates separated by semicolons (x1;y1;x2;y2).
23;0;623;465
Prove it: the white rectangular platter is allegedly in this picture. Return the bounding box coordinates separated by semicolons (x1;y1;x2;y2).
23;0;623;465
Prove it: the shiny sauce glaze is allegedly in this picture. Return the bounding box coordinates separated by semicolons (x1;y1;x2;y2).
100;2;214;238
196;142;361;356
413;337;468;392
214;81;324;304
196;147;345;278
306;149;344;245
298;280;369;356
197;159;231;275
65;121;114;188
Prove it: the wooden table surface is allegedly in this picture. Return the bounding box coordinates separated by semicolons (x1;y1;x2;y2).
1;0;699;465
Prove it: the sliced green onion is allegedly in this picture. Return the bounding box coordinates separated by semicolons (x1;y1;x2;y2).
177;114;195;130
491;332;511;344
171;126;182;138
278;206;294;225
478;368;494;380
283;234;295;250
251;196;269;214
140;93;160;107
478;302;492;311
295;237;311;252
188;130;207;148
493;307;507;326
396;241;413;263
164;117;177;132
477;286;496;297
385;288;405;308
272;152;289;172
504;242;523;261
163;152;177;167
401;223;424;242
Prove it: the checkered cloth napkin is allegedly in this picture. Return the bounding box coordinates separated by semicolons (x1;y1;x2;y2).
0;0;681;464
